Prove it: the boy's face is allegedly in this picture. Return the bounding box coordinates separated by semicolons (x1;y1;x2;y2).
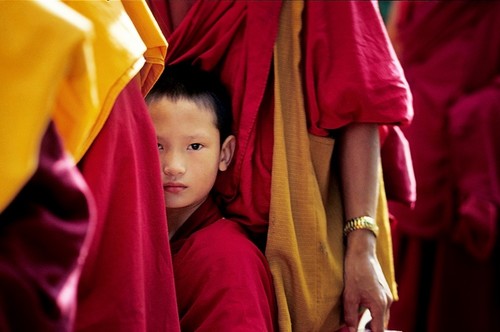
149;97;234;214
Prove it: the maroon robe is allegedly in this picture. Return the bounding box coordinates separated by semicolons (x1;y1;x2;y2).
75;77;180;332
147;0;412;239
388;2;500;331
0;122;93;331
170;196;278;331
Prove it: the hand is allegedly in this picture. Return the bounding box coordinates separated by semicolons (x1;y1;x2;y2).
343;230;393;332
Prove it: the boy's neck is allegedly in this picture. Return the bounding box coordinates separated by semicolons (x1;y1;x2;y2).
166;198;207;240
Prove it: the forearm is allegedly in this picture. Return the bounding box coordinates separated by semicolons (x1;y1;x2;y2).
338;122;380;253
338;123;393;332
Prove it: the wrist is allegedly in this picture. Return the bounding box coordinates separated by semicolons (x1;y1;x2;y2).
344;216;378;256
344;216;379;237
345;229;377;256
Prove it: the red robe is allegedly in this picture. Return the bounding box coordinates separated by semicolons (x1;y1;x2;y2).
170;196;278;331
0;123;93;331
75;77;180;332
388;2;500;331
147;0;412;237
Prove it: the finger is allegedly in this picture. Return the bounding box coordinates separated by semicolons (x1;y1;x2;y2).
385;298;393;328
343;300;360;331
367;306;385;332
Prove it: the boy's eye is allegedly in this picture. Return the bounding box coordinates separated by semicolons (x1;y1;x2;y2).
157;143;164;151
189;143;203;151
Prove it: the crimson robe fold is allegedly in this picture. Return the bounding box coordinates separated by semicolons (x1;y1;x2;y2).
0;123;93;331
75;77;179;332
388;2;500;331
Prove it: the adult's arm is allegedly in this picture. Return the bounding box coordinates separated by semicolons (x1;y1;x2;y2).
338;123;393;332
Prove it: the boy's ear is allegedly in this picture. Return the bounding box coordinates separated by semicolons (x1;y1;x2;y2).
219;135;236;171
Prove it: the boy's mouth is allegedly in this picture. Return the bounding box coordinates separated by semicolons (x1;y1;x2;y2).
164;182;187;193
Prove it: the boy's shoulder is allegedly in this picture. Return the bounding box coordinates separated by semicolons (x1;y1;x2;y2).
189;218;261;256
173;218;267;269
172;219;276;331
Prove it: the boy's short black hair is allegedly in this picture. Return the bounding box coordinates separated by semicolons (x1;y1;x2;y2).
146;63;233;142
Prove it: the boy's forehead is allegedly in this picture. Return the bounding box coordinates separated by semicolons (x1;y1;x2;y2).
173;96;219;125
152;97;219;130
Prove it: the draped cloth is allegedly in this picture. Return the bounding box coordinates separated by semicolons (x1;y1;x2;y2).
148;1;411;330
0;0;166;210
267;2;396;330
147;0;412;238
1;1;179;331
0;123;93;331
170;196;277;331
0;0;94;213
60;0;167;162
148;0;283;235
0;1;95;329
68;2;179;331
388;2;500;331
75;77;179;332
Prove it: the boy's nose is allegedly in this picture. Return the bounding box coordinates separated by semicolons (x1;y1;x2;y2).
163;163;185;176
162;153;186;177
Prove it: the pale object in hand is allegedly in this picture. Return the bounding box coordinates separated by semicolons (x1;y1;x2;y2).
358;309;402;332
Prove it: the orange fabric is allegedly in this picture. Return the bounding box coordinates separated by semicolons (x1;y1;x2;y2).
61;0;148;161
0;0;95;212
122;0;167;95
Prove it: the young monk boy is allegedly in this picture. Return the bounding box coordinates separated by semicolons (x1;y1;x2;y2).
146;63;278;331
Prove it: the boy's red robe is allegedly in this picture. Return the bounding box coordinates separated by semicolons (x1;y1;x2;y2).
170;196;278;331
388;2;500;331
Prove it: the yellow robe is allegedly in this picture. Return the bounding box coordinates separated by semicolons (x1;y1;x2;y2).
61;0;167;161
267;1;397;331
0;0;167;212
0;0;94;212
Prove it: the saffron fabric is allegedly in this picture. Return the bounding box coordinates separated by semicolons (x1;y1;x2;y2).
121;0;167;96
60;0;151;162
170;196;278;331
0;1;94;329
268;2;399;329
0;0;95;212
1;1;179;331
0;0;166;210
388;2;500;331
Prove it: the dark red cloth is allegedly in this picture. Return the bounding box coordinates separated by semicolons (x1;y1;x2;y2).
0;122;93;332
388;2;500;331
380;125;416;206
390;1;500;238
170;196;278;331
147;0;412;237
75;77;180;332
148;0;282;236
448;81;500;260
